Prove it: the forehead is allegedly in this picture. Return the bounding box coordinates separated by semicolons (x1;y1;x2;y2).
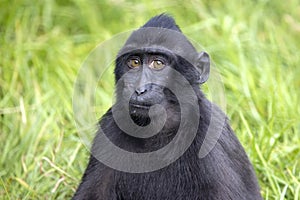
121;47;175;59
118;27;198;66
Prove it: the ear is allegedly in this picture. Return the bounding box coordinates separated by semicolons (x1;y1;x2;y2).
195;51;210;84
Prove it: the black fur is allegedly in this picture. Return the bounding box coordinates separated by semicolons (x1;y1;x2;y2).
142;14;181;32
73;14;262;200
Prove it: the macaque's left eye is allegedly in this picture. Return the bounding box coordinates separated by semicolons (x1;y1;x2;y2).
150;60;165;70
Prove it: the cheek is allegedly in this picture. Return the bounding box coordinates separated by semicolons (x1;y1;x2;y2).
115;79;134;102
163;88;178;104
115;72;139;97
116;83;133;103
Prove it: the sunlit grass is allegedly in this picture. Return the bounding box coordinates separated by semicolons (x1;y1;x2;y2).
0;0;299;199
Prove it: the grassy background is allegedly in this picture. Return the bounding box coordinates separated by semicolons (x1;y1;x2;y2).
1;0;300;199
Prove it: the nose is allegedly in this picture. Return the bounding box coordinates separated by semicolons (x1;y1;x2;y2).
135;84;151;96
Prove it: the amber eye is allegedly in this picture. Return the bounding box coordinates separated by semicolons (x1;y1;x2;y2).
150;60;165;70
127;58;141;68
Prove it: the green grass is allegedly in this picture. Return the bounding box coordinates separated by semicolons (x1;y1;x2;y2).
0;0;299;199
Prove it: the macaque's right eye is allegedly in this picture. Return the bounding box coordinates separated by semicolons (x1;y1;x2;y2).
127;58;141;68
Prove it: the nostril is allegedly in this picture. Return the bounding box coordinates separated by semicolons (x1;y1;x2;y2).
135;86;147;95
135;84;152;96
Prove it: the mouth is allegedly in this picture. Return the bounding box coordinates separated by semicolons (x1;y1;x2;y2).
128;102;152;126
129;99;154;109
128;101;152;118
130;103;151;110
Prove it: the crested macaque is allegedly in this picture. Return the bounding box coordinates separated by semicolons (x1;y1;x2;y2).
73;14;262;200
